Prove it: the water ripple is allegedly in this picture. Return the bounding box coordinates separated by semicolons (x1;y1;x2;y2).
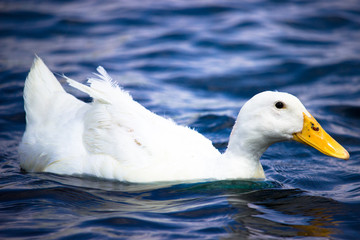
1;0;360;239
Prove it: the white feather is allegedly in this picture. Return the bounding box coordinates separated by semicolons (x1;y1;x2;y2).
19;57;315;183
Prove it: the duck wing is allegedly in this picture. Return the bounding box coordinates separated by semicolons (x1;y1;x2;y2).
66;68;219;166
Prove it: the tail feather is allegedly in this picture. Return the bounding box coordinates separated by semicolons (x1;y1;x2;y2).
91;66;114;85
24;56;65;124
65;74;112;104
24;57;135;125
65;66;132;105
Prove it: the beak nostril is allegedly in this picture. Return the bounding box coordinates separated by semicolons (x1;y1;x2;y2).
311;122;319;131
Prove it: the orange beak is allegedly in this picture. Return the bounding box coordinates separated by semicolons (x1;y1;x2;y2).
293;113;349;160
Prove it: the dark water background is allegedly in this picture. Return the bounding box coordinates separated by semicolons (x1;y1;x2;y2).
1;0;360;239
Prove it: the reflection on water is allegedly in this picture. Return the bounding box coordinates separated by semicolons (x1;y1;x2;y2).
228;189;342;238
1;174;352;239
6;174;355;239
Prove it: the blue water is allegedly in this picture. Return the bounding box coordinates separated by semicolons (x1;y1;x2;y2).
1;0;360;239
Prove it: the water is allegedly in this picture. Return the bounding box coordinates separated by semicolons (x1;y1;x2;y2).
1;0;360;239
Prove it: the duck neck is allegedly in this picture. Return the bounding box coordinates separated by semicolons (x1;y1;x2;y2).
222;121;270;178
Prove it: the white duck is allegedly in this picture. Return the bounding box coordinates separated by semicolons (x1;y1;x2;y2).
19;57;349;183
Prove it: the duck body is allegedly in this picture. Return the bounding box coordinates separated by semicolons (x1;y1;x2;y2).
19;58;224;182
19;57;349;183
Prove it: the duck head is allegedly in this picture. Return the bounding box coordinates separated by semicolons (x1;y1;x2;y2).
226;91;349;160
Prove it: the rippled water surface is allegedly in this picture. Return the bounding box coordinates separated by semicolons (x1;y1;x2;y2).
1;0;360;239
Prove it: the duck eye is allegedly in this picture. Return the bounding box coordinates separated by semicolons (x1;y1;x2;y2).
275;101;285;109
